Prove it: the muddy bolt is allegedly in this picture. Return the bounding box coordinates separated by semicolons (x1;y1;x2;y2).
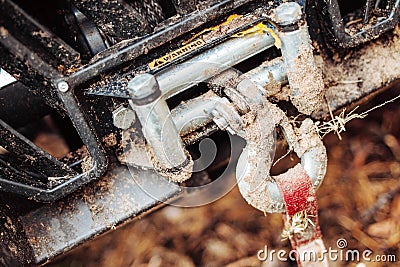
275;2;302;26
128;74;161;104
57;81;69;92
112;106;136;130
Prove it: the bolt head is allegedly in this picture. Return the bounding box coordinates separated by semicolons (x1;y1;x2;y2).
128;73;160;100
57;81;69;92
275;2;302;26
112;106;136;130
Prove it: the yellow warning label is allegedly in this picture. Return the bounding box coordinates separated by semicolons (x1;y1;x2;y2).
148;14;281;70
148;39;206;70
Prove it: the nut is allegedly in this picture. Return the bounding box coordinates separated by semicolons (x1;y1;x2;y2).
112;106;136;130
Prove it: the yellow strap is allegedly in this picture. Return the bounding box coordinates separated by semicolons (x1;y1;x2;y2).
184;14;243;44
232;22;282;49
185;15;281;49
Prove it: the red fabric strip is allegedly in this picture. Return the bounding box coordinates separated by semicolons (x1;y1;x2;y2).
275;163;328;266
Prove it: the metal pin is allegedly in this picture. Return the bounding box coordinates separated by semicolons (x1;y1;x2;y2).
128;74;189;173
275;2;324;115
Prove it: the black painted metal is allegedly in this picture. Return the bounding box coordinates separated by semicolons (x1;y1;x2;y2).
63;0;252;88
0;0;80;68
0;113;106;201
69;6;107;56
0;1;108;201
315;0;400;47
0;204;36;266
0;119;76;181
71;0;152;43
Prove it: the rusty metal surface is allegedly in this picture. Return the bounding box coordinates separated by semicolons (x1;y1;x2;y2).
19;163;180;265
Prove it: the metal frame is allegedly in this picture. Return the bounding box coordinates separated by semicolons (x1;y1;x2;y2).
0;0;107;201
60;0;254;88
0;163;182;265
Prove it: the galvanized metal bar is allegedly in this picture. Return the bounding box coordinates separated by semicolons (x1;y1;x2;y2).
171;91;225;136
275;2;324;115
156;32;276;98
128;74;189;174
170;59;287;139
245;57;287;91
